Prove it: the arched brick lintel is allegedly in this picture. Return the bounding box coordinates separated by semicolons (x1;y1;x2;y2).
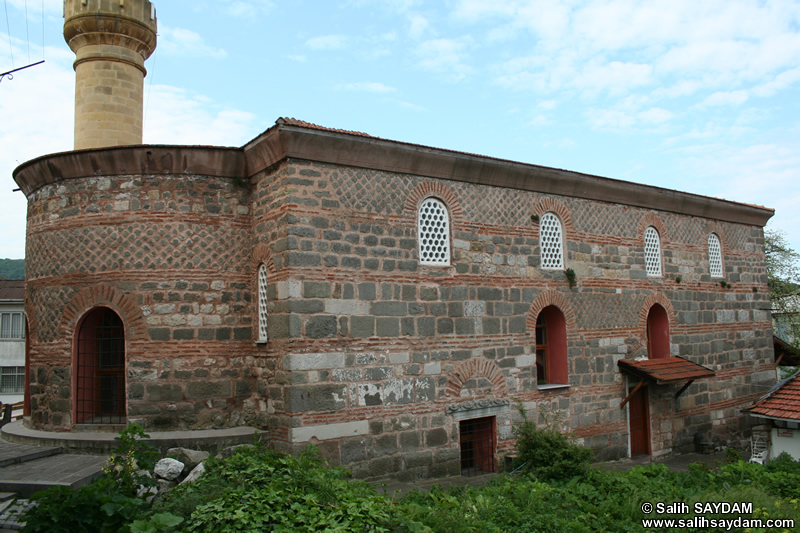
405;181;464;226
252;243;276;275
533;197;574;237
638;292;676;332
446;358;507;399
525;290;578;336
637;213;669;244
630;292;677;353
60;285;144;341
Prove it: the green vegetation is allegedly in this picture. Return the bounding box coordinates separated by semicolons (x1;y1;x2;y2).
0;258;24;280
22;424;800;532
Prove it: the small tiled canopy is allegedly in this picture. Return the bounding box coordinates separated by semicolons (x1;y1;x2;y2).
617;356;716;408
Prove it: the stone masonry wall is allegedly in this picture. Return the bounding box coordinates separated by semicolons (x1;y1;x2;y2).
25;173;265;430
256;159;774;479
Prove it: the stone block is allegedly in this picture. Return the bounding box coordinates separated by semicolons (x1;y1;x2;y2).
288;384;347;413
306;316;338;338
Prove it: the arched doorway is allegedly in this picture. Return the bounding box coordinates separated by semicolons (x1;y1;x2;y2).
535;305;568;385
75;308;125;424
646;304;670;359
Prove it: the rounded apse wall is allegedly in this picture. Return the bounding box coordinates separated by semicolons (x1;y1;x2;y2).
15;146;262;431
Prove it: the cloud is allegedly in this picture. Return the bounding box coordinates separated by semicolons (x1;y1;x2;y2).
159;26;227;58
585;108;636;131
699;90;749;108
0;49;74;259
221;0;274;17
416;38;474;80
638;107;674;124
306;35;348;50
408;15;430;39
337;82;397;93
143;86;258;146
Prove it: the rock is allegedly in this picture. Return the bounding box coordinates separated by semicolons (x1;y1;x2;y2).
154;458;185;480
166;447;210;471
180;462;206;484
216;444;252;459
156;478;177;495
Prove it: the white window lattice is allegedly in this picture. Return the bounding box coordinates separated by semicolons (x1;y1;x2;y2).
0;367;24;394
418;198;450;265
257;264;268;342
540;213;564;269
644;227;662;277
0;313;23;340
708;234;723;278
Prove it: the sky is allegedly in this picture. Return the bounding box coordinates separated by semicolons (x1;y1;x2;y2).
1;0;799;261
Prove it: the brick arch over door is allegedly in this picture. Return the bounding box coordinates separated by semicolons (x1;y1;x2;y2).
525;290;578;335
632;292;677;353
446;358;507;399
405;181;464;226
60;285;144;341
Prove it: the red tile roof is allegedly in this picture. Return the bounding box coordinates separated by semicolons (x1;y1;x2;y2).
276;117;373;138
617;356;715;384
0;280;24;301
745;372;800;421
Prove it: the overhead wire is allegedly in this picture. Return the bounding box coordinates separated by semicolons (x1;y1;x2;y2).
3;0;13;68
24;0;29;62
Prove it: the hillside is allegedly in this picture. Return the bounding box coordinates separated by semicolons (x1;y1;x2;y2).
0;259;24;280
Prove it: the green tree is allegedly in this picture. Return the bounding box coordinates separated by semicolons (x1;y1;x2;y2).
766;227;800;355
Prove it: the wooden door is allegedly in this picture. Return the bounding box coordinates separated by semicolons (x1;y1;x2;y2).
629;385;650;457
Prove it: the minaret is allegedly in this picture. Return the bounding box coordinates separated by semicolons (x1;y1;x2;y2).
63;0;157;150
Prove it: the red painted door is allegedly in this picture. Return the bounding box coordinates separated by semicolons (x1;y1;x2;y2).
629;386;650;457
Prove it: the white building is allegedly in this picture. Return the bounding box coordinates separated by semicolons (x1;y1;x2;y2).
0;280;25;404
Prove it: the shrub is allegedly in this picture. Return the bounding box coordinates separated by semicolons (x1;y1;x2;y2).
153;444;415;532
512;408;592;482
22;480;146;533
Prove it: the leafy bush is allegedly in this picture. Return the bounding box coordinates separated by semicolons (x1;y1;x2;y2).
152;444;416;532
23;424;158;533
22;480;146;533
512;408;592;481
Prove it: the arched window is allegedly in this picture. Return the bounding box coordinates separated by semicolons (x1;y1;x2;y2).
540;212;564;269
708;234;723;278
644;227;662;277
646;304;670;359
257;263;268;342
75;307;125;424
535;306;568;386
418;197;450;266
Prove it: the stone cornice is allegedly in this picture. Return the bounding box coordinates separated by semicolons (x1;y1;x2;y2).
13;145;244;196
243;123;774;227
15;122;774;227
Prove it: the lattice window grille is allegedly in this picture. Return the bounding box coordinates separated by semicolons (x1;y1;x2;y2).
418;198;450;265
258;264;268;342
0;312;23;339
644;227;662;277
0;367;24;394
708;234;723;278
540;213;564;269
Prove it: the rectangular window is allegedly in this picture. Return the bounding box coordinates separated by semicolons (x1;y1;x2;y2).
0;367;25;394
1;313;25;339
